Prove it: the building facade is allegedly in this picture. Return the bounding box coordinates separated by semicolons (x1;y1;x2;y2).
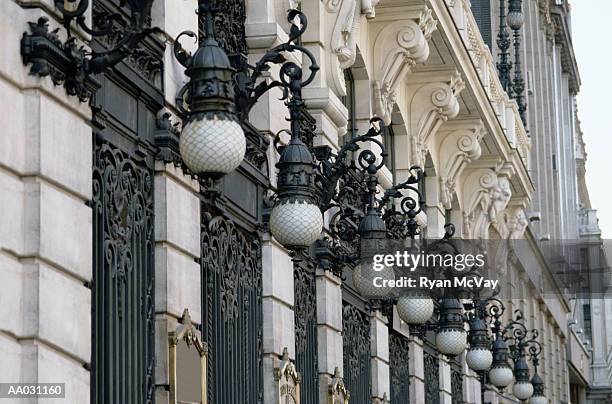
0;0;608;404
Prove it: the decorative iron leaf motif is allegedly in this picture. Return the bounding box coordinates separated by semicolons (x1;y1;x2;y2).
342;303;372;404
243;122;270;173
199;0;248;57
201;212;264;404
92;141;155;404
294;259;319;404
451;365;464;404
390;332;410;403
93;1;161;84
424;350;440;404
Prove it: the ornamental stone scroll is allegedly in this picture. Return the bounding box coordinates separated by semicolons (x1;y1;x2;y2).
371;10;437;124
325;0;381;97
437;119;485;210
407;71;465;167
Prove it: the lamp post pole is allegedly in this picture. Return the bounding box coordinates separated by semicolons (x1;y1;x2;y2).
496;0;513;94
508;0;527;125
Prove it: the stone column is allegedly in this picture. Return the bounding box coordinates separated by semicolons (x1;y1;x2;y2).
439;355;452;404
153;164;201;404
316;270;343;403
462;354;482;404
261;239;295;404
0;3;93;403
408;336;425;402
371;312;390;401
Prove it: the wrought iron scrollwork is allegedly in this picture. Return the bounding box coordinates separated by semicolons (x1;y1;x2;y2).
21;0;161;101
451;365;464;404
389;332;410;403
92;141;155;404
175;8;319;132
342;303;372;404
424;350;440;404
201;212;264;403
381;165;425;239
294;257;319;404
198;0;248;57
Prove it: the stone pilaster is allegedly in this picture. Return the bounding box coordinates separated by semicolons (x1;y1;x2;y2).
371;312;390;400
439;355;452;404
153;163;201;404
408;336;425;403
0;3;93;403
261;239;296;404
316;269;343;404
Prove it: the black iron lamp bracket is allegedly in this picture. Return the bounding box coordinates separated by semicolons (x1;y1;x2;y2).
173;8;319;136
21;0;160;102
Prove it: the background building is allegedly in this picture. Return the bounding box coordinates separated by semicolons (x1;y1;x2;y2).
0;0;608;403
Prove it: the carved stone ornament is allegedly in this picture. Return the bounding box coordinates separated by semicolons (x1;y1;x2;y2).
438;120;484;209
505;206;528;240
461;168;499;239
169;309;209;404
371;8;438;124
274;347;301;404
408;71;465;167
326;0;382;95
461;167;513;239
328;367;350;404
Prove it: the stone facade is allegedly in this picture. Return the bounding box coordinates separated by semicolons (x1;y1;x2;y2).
0;0;606;404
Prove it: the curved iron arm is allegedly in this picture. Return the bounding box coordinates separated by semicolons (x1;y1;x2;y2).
380;166;426;239
235;10;320;129
315;118;388;213
23;0;160;101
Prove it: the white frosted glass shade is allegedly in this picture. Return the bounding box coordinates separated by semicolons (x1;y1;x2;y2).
489;366;514;388
180;116;246;175
270;200;323;248
507;12;524;30
513;382;534;400
529;396;547;404
466;348;493;371
396;295;434;325
352;263;395;298
436;329;467;356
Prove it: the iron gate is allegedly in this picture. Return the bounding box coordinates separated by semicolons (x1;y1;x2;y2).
424;346;440;404
451;361;464;404
342;301;372;404
390;331;410;403
201;211;264;403
90;1;163;403
294;259;319;403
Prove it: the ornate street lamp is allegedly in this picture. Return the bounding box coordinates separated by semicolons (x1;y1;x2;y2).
496;0;513;93
529;373;546;404
175;5;326;248
468;301;546;402
396;292;435;326
488;333;514;389
466;301;493;371
174;3;246;177
512;356;534;400
528;340;546;404
508;0;527;124
435;298;468;356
